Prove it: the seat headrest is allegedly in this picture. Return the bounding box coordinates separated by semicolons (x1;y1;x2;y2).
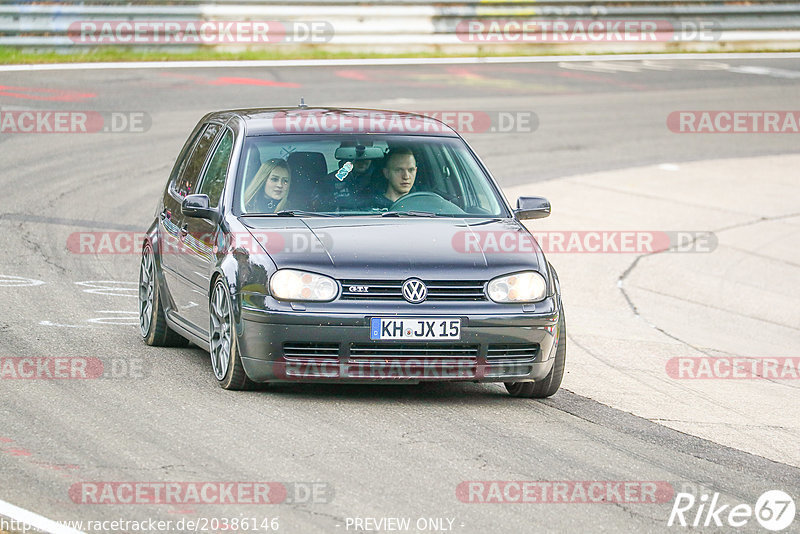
286;152;328;209
287;151;326;175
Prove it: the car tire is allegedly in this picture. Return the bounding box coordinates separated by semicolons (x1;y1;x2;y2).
209;278;256;390
505;310;566;399
139;242;188;347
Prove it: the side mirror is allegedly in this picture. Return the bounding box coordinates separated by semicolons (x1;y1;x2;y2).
514;196;551;220
182;194;219;222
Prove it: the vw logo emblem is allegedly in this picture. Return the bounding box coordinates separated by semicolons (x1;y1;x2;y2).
402;278;427;304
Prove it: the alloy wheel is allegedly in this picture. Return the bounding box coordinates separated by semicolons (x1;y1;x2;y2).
138;248;154;337
209;282;232;380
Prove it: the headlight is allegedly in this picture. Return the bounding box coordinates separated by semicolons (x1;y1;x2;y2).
487;271;547;303
269;269;338;302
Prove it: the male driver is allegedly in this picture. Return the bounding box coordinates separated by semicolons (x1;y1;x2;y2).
374;147;417;209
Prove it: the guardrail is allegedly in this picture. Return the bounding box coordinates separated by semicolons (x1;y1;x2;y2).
1;1;798;53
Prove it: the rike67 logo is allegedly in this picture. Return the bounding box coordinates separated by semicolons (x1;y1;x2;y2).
668;490;796;531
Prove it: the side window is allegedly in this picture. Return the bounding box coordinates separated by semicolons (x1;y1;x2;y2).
170;123;222;198
450;146;499;213
428;145;460;202
412;146;435;193
449;147;480;206
167;125;204;189
197;129;234;207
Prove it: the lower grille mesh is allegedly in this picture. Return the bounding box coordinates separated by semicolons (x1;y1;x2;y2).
283;342;339;362
485;344;539;377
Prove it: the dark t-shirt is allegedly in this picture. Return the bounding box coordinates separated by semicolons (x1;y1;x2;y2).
247;195;280;213
372;194;395;210
313;169;376;212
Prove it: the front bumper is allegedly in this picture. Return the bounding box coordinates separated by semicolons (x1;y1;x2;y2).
238;302;560;384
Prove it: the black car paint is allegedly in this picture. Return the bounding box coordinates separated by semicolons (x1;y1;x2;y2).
143;108;562;385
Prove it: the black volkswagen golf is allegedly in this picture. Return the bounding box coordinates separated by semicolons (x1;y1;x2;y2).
139;107;565;397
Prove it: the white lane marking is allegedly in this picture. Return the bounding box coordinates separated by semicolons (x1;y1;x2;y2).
559;61;648;73
86;311;138;325
728;65;800;79
0;104;36;111
378;98;417;105
0;53;799;72
75;280;137;297
40;311;137;327
0;275;45;287
561;59;736;73
0;497;86;534
642;59;731;71
38;321;90;328
658;163;681;171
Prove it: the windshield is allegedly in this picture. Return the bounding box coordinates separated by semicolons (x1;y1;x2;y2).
234;134;507;217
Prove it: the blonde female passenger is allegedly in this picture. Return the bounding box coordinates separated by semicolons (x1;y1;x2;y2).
245;158;291;213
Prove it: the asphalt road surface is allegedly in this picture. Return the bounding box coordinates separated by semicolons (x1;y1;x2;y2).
0;55;799;534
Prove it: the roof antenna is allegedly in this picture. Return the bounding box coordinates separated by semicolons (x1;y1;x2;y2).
298;97;307;109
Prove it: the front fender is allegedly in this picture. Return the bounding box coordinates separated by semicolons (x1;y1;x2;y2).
213;243;277;340
142;218;178;315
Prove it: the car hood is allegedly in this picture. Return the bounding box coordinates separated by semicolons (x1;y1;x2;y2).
241;217;546;279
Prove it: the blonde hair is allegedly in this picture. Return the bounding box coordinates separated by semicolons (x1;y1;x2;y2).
245;158;291;212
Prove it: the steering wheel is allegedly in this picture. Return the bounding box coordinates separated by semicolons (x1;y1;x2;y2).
389;192;465;214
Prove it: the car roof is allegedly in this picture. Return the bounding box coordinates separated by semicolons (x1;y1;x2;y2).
207;107;460;137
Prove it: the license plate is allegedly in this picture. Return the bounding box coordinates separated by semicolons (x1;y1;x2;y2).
370;318;461;340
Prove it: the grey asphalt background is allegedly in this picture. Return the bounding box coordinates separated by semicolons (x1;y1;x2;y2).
0;56;799;533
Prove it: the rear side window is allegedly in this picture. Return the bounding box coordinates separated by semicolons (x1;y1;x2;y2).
170;123;222;198
197;129;234;207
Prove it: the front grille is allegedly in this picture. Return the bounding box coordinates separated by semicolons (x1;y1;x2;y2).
280;343;540;379
283;342;339;363
486;344;539;363
349;343;479;362
485;344;539;378
340;279;486;301
348;343;479;378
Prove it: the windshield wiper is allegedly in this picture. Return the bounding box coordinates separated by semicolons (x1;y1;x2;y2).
248;210;336;218
381;210;438;218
